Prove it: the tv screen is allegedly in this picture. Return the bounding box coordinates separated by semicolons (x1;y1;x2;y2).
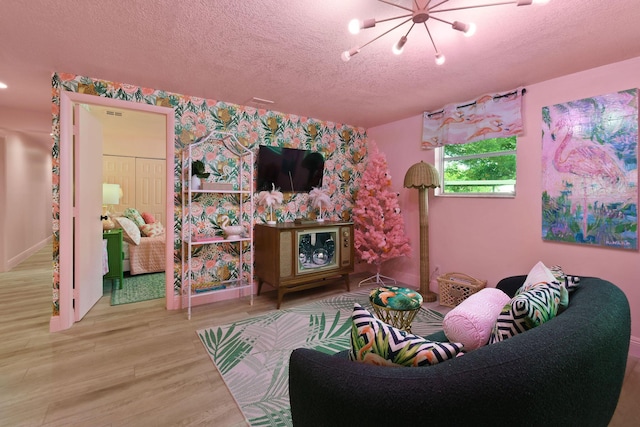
256;145;325;193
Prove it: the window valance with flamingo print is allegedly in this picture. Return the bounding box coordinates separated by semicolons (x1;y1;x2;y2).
421;87;525;149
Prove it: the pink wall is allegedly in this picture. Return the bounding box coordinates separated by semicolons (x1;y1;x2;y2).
370;56;640;357
0;128;52;271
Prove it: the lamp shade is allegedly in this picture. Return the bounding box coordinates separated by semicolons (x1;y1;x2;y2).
102;183;121;205
403;161;440;189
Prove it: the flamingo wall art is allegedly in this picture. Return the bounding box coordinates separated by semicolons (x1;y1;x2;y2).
542;89;638;250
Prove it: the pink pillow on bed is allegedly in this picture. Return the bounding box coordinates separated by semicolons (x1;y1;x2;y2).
140;222;165;237
142;212;156;224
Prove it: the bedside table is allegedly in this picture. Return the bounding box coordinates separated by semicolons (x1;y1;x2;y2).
103;229;124;289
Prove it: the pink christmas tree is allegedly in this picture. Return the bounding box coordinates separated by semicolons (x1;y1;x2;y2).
353;142;411;285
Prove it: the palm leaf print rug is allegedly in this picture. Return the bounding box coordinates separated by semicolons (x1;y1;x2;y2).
197;287;445;426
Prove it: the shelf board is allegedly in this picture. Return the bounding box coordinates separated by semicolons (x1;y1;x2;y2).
190;278;252;295
189;236;250;245
183;189;251;194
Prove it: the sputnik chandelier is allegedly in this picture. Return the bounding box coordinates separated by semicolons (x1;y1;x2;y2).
342;0;550;65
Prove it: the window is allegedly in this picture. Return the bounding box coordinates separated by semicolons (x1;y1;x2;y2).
435;136;517;197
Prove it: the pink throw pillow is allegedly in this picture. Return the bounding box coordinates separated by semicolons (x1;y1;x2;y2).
443;288;510;351
140;222;165;237
142;212;156;224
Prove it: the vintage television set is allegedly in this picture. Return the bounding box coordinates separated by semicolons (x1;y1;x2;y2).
296;226;339;275
254;221;354;308
256;145;325;192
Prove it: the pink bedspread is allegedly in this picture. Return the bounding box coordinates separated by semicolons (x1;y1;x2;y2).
128;234;166;275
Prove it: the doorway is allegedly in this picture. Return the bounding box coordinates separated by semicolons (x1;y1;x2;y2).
97;104;167;307
53;91;175;332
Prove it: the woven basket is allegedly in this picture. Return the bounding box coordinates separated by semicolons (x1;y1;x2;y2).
437;272;487;307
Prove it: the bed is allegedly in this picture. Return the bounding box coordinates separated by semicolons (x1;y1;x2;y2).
123;235;166;275
115;212;166;275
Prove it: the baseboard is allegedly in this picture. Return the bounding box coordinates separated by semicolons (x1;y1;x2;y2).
5;235;52;272
629;336;640;358
49;315;62;332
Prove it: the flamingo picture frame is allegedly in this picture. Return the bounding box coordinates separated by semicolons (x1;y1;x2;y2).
541;88;638;250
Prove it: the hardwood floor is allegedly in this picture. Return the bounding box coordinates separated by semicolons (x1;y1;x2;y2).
1;244;638;426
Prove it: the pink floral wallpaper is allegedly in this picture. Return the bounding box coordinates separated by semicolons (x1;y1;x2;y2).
50;73;368;315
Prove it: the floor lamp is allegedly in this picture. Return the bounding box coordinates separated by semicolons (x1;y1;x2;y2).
403;161;440;302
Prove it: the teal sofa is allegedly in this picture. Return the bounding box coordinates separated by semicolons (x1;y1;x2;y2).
289;276;630;426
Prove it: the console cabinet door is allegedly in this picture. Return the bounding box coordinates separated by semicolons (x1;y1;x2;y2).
279;230;294;280
254;224;277;285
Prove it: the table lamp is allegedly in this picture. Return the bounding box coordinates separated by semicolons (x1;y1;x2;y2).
102;183;121;230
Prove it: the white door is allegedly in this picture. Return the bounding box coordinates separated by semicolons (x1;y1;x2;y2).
74;104;105;321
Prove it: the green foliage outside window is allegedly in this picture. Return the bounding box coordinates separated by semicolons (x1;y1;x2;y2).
439;136;517;195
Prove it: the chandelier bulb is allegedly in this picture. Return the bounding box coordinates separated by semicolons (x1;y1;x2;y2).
464;23;477;37
518;0;550;5
349;17;376;34
435;52;445;65
348;19;361;34
452;21;466;32
341;48;360;62
392;36;408;55
452;21;476;37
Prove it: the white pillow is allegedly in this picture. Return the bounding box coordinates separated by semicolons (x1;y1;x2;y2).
115;216;141;245
522;261;556;289
443;288;511;351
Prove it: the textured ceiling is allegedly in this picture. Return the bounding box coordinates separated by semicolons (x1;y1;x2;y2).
1;0;640;130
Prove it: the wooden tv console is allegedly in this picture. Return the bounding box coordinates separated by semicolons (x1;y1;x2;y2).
254;221;354;308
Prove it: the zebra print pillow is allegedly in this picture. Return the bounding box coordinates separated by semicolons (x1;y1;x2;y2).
489;281;563;344
549;265;581;307
349;303;463;367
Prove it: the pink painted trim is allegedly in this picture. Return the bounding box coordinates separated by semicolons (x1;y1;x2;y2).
630;338;640;358
54;92;76;332
49;315;63;332
165;113;177;310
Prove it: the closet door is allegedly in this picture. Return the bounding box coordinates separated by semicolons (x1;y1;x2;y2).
136;158;166;224
103;155;135;214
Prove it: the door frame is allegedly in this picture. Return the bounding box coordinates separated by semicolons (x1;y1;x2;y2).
52;90;176;332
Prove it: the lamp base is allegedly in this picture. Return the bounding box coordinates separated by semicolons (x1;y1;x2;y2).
102;218;116;230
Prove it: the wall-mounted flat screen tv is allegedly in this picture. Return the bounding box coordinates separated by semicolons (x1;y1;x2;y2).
256;145;325;193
